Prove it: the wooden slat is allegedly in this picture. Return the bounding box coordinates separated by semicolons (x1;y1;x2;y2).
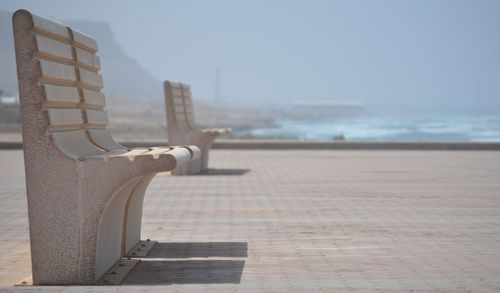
88;129;126;151
174;104;185;113
37;52;74;68
80;68;103;89
76;48;101;70
42;101;103;110
47;108;83;126
35;35;72;60
47;124;82;132
51;130;105;159
72;29;98;52
175;113;186;122
171;88;183;96
184;102;193;113
40;59;76;81
84;123;107;129
82;89;106;107
86;109;109;125
84;103;105;110
32;14;69;39
168;82;182;89
42;101;79;109
39;79;102;92
184;98;194;122
44;84;80;103
113;148;150;160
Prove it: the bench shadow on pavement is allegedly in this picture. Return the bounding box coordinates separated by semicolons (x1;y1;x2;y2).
122;242;247;285
198;168;250;176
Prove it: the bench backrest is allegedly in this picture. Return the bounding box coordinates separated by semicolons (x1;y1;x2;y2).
164;81;195;132
14;11;125;159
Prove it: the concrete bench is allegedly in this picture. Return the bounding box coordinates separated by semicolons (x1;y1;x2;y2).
164;80;230;174
13;9;200;285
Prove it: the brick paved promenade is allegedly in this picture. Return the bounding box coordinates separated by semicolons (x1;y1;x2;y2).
0;150;499;292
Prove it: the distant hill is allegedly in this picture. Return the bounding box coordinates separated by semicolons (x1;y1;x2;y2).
0;10;162;100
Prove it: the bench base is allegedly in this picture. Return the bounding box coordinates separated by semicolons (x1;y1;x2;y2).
125;239;157;257
15;259;140;286
96;258;139;285
16;239;158;286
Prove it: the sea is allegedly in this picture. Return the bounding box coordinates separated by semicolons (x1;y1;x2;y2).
249;115;500;142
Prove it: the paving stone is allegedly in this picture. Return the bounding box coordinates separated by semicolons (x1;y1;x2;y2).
1;150;500;292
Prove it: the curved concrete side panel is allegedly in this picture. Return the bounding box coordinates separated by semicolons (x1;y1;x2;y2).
123;173;156;254
200;140;214;171
95;176;142;281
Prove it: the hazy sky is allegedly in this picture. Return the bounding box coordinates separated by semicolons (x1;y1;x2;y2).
2;0;499;113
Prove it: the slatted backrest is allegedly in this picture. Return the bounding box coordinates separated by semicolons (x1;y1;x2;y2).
165;80;195;130
15;11;125;159
181;84;195;126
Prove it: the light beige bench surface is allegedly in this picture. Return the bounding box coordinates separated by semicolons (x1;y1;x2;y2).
164;80;230;174
13;9;199;285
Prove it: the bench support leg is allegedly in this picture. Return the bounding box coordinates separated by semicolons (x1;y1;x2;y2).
200;141;213;172
95;177;142;281
122;173;156;255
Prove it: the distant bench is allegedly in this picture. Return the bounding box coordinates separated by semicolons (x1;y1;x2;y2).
164;80;230;174
13;9;200;285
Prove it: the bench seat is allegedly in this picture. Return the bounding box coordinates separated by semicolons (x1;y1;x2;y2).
87;146;198;163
